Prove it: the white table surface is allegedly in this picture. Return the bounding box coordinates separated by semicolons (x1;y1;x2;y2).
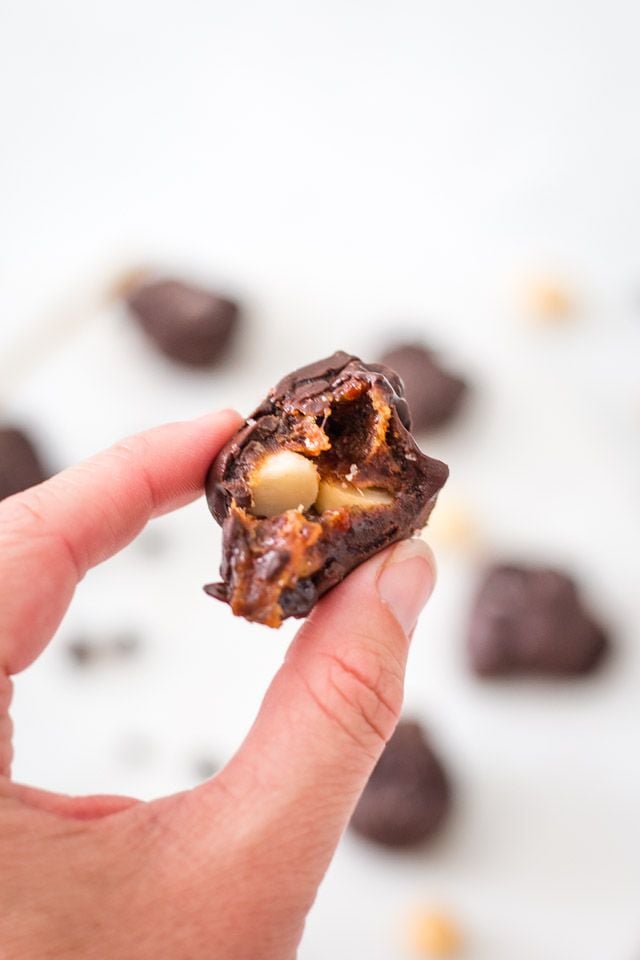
2;2;640;958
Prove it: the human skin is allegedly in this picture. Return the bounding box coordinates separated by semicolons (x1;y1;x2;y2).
0;410;435;960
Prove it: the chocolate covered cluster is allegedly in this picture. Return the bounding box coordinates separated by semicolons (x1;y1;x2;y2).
0;428;48;502
205;351;448;627
350;721;451;848
126;277;239;367
379;342;467;432
468;563;608;676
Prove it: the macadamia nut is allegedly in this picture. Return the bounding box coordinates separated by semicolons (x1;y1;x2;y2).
407;908;462;957
248;450;319;518
524;278;574;323
316;479;393;512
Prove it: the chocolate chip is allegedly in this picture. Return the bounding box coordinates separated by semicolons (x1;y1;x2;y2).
0;427;48;502
468;563;609;676
126;277;239;367
350;720;451;848
379;343;467;432
204;351;448;627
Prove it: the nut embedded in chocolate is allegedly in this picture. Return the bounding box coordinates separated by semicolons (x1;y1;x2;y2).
379;342;467;432
0;427;48;502
126;277;239;367
204;351;448;627
468;563;609;676
350;720;451;848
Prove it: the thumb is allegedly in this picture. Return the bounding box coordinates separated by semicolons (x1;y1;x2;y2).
189;538;435;896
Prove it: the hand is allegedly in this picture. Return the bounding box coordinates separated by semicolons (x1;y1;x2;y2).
0;410;435;960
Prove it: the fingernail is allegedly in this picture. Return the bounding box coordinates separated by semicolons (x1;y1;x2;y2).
377;538;436;635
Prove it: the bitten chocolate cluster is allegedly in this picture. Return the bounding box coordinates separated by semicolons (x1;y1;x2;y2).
205;351;448;627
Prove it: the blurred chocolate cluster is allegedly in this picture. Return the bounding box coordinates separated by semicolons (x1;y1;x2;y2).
0;427;48;502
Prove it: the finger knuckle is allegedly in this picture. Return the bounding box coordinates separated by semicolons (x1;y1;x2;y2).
105;436;158;509
0;489;44;533
109;433;153;464
0;490;83;580
303;643;404;757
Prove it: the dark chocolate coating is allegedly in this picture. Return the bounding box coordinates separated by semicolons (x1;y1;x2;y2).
379;343;467;432
0;428;48;502
468;564;608;676
205;351;448;627
350;721;451;848
127;278;239;367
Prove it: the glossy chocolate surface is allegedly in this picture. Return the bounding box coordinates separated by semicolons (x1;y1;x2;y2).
205;351;448;627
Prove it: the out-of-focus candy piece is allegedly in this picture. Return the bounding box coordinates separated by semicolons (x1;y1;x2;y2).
378;342;468;432
423;493;479;554
350;720;451;847
65;631;143;668
66;637;99;668
191;756;219;781
406;907;462;957
523;278;574;324
468;563;608;676
126;276;240;367
106;264;152;302
110;631;142;659
0;427;48;502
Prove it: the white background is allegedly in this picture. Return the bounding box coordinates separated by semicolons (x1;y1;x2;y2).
1;2;640;958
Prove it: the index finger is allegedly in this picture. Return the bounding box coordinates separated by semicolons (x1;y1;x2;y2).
0;409;241;675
